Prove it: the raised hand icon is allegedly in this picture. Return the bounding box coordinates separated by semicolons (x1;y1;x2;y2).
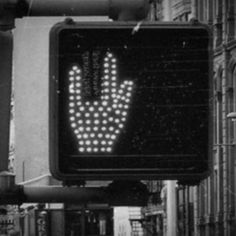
68;52;134;153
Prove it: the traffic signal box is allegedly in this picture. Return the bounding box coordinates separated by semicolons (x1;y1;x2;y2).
49;20;212;182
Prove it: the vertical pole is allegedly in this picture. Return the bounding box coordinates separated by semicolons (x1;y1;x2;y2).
166;181;177;236
0;30;13;172
191;0;197;19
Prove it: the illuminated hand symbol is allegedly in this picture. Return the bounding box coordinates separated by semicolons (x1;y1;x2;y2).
68;52;134;153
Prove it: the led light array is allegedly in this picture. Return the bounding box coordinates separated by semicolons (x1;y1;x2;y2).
68;52;134;153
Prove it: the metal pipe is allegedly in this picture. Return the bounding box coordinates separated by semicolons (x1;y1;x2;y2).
22;0;109;16
23;186;108;203
19;0;149;20
0;31;12;171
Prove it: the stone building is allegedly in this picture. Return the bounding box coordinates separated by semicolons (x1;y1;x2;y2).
153;0;236;235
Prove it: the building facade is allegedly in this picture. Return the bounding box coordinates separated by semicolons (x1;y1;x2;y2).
153;0;236;235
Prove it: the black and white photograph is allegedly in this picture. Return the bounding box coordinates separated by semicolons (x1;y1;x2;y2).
0;0;234;235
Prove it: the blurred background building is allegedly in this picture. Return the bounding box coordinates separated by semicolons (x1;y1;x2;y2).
147;1;236;236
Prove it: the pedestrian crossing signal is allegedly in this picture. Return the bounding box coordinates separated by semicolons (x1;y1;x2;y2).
49;20;212;182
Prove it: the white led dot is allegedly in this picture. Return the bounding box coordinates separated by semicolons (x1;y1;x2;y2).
79;147;85;152
102;120;108;124
90;133;95;138
107;147;112;152
101;147;105;152
103;81;109;86
79;141;84;145
86;127;91;131
85;140;91;145
79;127;84;132
86;120;91;124
93;140;98;145
109;126;114;131
118;124;124;129
83;133;88;139
87;147;92;152
79;106;85;111
71;123;76;128
98;133;103;138
127;86;132;91
94;120;99;125
111;134;116;140
115;110;120;115
89;107;95;112
93;148;98;152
